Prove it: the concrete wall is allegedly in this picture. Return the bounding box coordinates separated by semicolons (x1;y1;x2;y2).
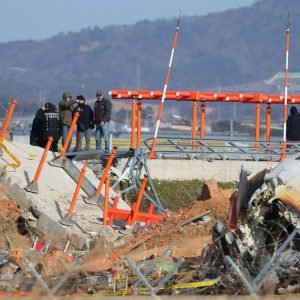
146;159;278;182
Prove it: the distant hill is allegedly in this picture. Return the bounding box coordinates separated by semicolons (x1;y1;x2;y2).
1;0;300;119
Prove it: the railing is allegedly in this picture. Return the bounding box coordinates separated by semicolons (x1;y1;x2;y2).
143;137;300;161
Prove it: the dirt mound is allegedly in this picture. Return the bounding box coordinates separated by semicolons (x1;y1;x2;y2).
0;186;31;249
184;192;231;221
133;186;232;258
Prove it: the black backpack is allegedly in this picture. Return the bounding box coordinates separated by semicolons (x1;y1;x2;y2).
42;112;60;140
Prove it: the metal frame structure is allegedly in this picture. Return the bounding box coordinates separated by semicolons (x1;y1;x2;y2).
143;137;300;161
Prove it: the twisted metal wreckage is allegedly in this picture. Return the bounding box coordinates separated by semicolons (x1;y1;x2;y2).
211;154;300;294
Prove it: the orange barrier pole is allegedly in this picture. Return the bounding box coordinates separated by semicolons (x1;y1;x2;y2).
108;196;119;226
32;137;53;184
255;103;261;149
103;177;110;226
137;100;142;147
0;99;17;142
200;101;206;139
66;163;87;217
145;204;155;226
130;175;148;225
95;146;117;196
266;103;271;141
192;101;197;149
60;111;79;158
24;137;53;194
131;99;136;148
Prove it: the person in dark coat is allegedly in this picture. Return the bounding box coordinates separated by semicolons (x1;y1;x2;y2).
93;90;112;154
30;102;60;152
74;95;94;151
30;107;45;148
287;106;300;142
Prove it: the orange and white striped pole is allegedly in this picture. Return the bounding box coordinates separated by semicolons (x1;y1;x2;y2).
281;15;291;160
149;12;181;159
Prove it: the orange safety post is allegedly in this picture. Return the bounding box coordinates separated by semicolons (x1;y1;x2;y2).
84;147;117;205
192;100;197;149
49;111;79;168
131;99;136;148
96;146;117;195
59;163;87;226
60;111;79;158
145;204;155;226
108;196;119;226
24;137;53;194
255;103;261;149
136;100;142;147
130;175;148;225
0;99;17;143
103;177;110;226
200;101;206;139
266;103;271;141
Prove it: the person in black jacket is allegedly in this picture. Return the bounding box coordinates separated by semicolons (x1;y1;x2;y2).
287;106;300;142
94;90;112;154
30;107;45;148
74;95;94;151
30;102;60;152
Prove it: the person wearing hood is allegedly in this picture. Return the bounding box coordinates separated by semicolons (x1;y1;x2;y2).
287;106;300;142
59;92;79;151
74;95;94;151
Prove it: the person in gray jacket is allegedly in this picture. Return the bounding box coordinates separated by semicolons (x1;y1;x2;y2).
59;92;79;151
94;90;112;154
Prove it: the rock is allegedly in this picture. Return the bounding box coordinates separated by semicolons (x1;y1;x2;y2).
198;180;221;200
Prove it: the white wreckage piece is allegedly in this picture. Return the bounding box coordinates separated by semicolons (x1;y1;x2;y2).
211;154;300;293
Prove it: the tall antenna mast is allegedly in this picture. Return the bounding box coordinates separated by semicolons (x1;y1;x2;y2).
149;11;181;159
281;13;291;160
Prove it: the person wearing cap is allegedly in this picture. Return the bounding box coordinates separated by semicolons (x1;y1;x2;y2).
59;92;79;151
94;90;112;154
74;95;94;151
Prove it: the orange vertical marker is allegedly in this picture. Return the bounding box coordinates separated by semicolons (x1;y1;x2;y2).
60;163;87;226
25;136;53;194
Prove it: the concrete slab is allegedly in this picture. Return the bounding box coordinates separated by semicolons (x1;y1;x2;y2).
0;140;130;249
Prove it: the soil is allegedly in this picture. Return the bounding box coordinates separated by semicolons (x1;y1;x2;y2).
0;185;31;250
132;185;232;259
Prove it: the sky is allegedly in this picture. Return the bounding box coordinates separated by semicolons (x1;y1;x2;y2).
0;0;258;43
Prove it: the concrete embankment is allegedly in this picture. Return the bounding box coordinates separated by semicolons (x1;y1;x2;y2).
0;141;130;249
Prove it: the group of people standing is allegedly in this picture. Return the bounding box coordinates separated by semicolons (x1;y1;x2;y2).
30;90;112;154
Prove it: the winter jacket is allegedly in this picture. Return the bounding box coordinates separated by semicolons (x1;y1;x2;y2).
76;104;94;132
59;99;76;126
94;98;112;124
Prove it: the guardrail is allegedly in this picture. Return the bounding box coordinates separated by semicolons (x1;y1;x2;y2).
143;137;300;161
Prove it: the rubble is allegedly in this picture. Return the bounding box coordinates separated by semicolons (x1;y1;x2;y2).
1;137;300;296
